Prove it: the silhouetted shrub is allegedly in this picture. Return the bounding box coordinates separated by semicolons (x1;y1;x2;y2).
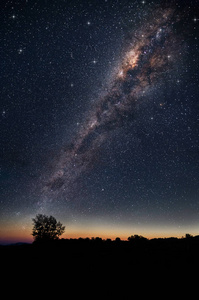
128;235;147;242
32;214;65;242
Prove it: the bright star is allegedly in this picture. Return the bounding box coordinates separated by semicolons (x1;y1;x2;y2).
18;48;23;54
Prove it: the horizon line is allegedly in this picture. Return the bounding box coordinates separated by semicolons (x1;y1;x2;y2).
1;232;198;245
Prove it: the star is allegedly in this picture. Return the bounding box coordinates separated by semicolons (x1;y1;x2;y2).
18;48;23;54
87;21;91;25
92;59;97;64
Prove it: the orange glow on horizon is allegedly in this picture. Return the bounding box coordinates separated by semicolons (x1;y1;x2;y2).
1;218;199;244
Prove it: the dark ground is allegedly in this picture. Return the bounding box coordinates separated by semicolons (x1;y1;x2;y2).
2;236;199;271
1;236;198;295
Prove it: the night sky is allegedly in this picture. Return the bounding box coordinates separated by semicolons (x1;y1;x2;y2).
1;0;199;244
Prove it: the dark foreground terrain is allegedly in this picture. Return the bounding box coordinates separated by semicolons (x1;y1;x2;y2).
2;236;198;296
2;235;199;273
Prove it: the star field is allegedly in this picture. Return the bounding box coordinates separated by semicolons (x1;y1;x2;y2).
0;0;199;243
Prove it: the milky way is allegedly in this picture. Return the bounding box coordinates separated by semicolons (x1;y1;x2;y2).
43;5;185;200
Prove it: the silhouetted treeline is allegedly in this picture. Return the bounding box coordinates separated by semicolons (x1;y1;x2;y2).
2;234;199;274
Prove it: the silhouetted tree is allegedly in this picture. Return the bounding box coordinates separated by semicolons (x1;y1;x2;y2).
128;235;147;242
115;237;121;242
32;214;65;242
185;233;193;239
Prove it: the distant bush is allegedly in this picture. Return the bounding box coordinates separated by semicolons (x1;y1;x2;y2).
128;235;148;242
